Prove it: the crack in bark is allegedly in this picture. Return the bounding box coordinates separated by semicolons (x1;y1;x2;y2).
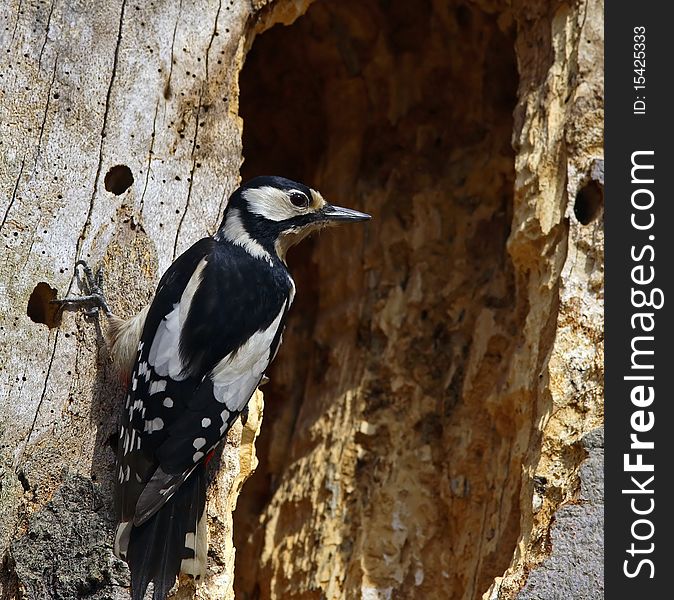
20;234;36;273
0;156;25;232
172;90;203;260
205;0;223;83
165;0;183;99
37;0;56;71
139;98;160;218
74;0;127;271
10;0;23;45
16;331;60;470
33;54;59;173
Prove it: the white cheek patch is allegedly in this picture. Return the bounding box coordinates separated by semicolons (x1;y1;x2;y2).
220;208;273;264
243;186;300;222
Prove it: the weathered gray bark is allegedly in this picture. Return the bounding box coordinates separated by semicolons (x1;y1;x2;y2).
0;1;263;598
0;0;603;599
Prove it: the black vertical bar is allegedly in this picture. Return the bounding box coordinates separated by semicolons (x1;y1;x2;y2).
605;2;672;596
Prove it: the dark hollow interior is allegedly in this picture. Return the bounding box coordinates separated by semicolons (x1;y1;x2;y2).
236;0;519;597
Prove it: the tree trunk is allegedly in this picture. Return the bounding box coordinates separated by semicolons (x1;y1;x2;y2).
0;1;603;599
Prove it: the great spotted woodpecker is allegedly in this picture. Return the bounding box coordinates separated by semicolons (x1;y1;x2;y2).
55;176;370;599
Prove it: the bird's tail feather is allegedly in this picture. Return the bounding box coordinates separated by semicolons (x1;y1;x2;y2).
125;465;207;600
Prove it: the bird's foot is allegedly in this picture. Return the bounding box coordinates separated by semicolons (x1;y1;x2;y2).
51;260;112;317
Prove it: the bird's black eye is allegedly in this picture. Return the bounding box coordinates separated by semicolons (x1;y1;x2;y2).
289;192;309;208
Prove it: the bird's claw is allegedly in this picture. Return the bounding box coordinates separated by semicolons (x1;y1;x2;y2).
51;260;112;317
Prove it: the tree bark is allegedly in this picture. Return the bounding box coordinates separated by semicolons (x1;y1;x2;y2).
0;1;603;599
0;1;263;598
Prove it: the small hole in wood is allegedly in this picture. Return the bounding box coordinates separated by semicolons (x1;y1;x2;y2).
27;282;61;328
574;180;604;225
104;164;134;195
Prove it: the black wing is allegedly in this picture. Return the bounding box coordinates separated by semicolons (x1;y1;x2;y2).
115;238;291;525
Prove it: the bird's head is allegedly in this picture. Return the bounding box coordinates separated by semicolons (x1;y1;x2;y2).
217;176;371;262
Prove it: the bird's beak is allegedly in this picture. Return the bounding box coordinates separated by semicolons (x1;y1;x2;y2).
321;204;372;224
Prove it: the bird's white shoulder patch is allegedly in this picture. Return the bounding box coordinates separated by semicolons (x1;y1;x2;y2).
148;258;208;380
210;301;286;412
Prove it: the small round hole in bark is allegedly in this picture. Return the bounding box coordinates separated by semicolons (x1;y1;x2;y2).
104;164;134;195
574;180;603;225
27;282;61;328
